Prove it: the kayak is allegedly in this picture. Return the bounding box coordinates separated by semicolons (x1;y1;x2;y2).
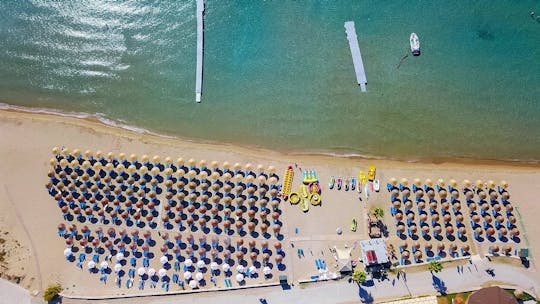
301;197;309;212
364;183;369;200
350;218;358;232
373;179;380;192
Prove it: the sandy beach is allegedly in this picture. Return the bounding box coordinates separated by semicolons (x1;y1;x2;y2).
0;109;539;302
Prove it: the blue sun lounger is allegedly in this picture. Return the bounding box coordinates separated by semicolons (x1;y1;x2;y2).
126;278;133;288
92;254;99;262
143;257;150;267
128;268;135;278
138;280;144;290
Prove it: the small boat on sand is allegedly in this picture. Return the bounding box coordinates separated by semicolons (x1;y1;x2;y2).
410;33;420;56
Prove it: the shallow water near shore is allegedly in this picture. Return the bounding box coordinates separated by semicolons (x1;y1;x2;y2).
1;1;540;162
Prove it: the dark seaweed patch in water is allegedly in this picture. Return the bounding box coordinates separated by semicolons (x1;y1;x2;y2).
477;29;494;40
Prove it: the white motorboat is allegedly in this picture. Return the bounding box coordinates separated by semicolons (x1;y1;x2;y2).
410;33;420;56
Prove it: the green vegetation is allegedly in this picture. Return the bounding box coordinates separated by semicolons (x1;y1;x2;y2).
428;260;443;273
352;269;367;284
43;284;62;302
372;207;384;219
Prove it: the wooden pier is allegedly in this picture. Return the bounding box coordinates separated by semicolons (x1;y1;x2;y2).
344;21;367;92
195;0;205;102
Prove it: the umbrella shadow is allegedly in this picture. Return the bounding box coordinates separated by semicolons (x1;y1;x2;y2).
358;285;374;303
431;274;447;295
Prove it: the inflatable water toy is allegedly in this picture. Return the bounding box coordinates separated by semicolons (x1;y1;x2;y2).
309;182;321;194
337;178;342;190
289;192;300;205
367;166;376;181
328;176;335;189
300;197;309;212
282;165;294;200
373;179;380;192
300;184;309;198
303;170;319;184
359;171;367;184
350;218;358;232
350;177;356;191
309;193;321;206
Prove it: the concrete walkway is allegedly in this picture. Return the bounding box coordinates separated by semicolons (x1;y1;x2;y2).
0;278;44;304
61;257;539;304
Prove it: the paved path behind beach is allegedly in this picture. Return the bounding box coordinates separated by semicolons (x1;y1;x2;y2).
60;257;539;304
0;278;44;304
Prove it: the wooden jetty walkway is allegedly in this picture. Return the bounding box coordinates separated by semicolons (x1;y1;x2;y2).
344;21;367;92
195;0;205;102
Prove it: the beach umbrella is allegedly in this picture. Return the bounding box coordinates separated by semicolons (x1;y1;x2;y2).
413;178;421;187
197;260;205;269
185;258;193;267
395;213;403;221
462;244;470;252
439;190;447;199
158;268;167;278
511;228;520;236
475;227;483;235
137;267;146;276
475;180;483;189
400;178;409;186
184;271;192;280
236;265;245;273
236;273;244;282
401;251;410;259
263;266;271;276
500;180;509;189
114;263;122;273
160;255;168;264
443;214;451;223
189;280;198;289
87;261;96;270
116;252;125;261
64;248;72;258
462;180;471;188
100;261;109;270
490;245;499;253
195;272;204;281
487;180;495;189
437;179;445;187
425;242;433;250
222;263;230;272
446;226;454;234
147;268;156;277
210;262;219;271
503;245;512;254
415;250;422;259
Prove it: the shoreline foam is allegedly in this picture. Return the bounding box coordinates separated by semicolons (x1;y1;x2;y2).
0;103;538;168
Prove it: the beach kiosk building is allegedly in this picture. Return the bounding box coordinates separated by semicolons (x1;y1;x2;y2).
360;238;391;273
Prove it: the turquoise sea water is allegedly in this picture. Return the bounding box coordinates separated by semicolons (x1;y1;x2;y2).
1;1;540;162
